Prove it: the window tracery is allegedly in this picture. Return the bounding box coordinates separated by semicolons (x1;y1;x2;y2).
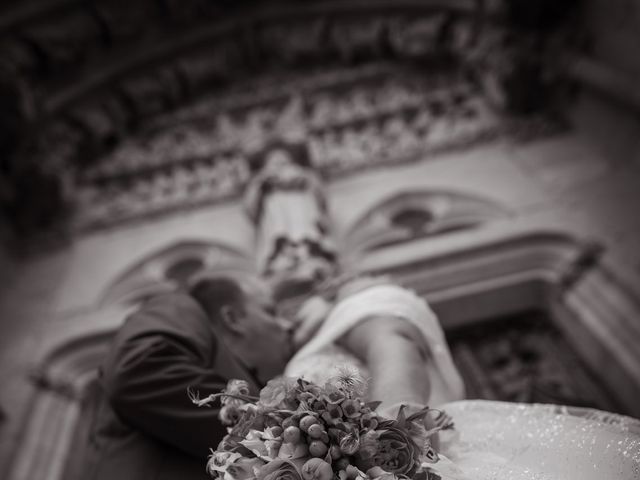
343;189;510;255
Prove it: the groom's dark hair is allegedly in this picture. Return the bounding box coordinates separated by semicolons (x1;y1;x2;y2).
189;276;246;325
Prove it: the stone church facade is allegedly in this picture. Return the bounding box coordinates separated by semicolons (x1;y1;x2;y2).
0;1;639;479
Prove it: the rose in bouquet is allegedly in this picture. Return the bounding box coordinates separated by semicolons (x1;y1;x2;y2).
190;368;452;480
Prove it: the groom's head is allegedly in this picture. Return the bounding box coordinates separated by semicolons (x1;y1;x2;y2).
189;276;294;382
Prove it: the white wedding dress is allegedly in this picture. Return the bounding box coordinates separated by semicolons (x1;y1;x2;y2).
433;400;640;480
284;284;640;480
285;284;465;406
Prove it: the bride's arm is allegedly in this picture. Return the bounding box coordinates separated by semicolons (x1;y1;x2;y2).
339;315;430;407
338;315;440;448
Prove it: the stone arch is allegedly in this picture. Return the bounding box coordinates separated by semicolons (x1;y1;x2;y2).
4;307;126;480
100;239;254;306
342;188;510;258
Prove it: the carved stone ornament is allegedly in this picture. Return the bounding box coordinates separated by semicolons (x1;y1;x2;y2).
0;0;579;237
73;62;538;230
243;143;337;292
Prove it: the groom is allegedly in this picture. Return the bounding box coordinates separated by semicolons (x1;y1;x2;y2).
86;276;293;480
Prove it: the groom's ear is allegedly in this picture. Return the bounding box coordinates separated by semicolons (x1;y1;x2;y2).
219;305;245;335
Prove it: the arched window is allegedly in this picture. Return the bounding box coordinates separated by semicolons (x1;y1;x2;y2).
100;240;253;306
165;257;206;287
342;189;510;256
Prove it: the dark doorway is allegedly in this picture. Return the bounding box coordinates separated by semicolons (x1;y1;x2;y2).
446;310;626;415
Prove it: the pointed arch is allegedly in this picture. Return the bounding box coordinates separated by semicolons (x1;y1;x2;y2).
4;306;128;480
343;189;510;256
99;239;254;306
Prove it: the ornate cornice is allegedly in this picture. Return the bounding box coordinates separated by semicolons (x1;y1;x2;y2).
73;63;531;232
0;0;582;238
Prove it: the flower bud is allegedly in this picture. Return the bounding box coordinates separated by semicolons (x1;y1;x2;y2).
334;458;350;471
299;415;318;432
307;424;325;439
283;426;302;444
226;379;251;396
340;433;360;455
360;413;378;430
345;465;366;480
282;417;297;430
329;445;342;460
341;399;361;418
265;416;281;428
302;458;333;480
309;440;328;457
220;405;241;425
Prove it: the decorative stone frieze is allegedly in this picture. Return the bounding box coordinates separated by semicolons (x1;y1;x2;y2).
0;0;580;238
74;65;528;230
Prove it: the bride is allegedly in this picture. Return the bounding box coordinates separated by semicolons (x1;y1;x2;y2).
283;276;640;480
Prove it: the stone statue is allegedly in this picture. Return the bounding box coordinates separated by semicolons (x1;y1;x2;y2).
243;142;337;302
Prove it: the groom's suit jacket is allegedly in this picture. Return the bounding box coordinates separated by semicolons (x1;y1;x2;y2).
86;292;260;480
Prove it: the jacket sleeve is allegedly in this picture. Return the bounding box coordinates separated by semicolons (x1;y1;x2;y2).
101;296;231;459
104;335;229;459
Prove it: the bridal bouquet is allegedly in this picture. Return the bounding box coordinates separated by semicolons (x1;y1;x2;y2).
190;369;451;480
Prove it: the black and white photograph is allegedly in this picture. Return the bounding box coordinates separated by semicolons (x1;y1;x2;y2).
0;1;639;479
